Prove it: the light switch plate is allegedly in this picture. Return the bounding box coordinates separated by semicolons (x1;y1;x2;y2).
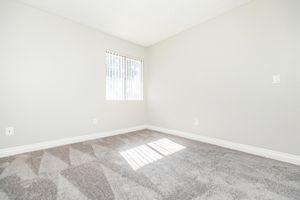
272;74;280;84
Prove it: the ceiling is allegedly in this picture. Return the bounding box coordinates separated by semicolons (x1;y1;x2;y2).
17;0;251;46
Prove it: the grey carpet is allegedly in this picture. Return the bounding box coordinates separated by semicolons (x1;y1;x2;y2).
0;129;300;200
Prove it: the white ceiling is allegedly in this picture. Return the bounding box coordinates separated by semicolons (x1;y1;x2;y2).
17;0;251;46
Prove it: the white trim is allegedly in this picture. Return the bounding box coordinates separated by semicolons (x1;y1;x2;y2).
147;125;300;166
1;124;299;166
0;125;147;158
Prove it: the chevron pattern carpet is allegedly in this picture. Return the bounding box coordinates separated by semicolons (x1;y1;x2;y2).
0;129;300;200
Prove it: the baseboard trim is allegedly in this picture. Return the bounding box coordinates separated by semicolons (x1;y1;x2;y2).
147;125;300;166
0;125;147;158
2;124;299;166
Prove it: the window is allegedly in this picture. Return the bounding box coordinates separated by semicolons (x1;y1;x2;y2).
106;51;143;100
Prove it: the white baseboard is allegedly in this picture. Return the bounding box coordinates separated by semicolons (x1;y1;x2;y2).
2;124;299;166
147;125;300;166
0;125;147;158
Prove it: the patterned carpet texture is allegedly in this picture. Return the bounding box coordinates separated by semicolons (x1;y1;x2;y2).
0;129;300;200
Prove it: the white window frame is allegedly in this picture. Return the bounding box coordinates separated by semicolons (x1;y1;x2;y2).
106;51;144;101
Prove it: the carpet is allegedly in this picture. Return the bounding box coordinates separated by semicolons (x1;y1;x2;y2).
0;129;299;200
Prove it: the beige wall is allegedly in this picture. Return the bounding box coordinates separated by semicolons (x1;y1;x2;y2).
0;0;147;148
148;0;300;155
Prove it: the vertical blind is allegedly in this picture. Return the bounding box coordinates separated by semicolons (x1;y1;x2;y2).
106;51;143;100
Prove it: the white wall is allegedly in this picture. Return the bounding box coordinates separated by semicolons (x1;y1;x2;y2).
0;0;147;148
148;0;300;155
1;0;299;157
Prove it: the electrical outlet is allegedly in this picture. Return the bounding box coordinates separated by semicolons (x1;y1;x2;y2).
6;127;14;136
194;118;199;126
92;118;98;125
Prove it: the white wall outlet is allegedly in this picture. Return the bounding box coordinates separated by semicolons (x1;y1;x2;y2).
5;127;14;136
272;74;280;84
92;118;98;125
194;118;199;126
